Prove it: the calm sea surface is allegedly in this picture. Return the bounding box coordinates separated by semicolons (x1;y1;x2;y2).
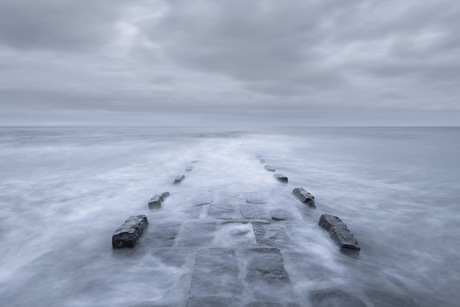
0;127;459;306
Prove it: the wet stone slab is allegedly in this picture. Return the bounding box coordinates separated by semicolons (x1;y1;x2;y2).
245;302;300;307
213;222;256;247
178;221;216;247
143;222;181;247
365;290;421;307
283;252;335;282
309;289;366;307
190;249;243;300
208;203;240;219
252;222;291;247
192;193;215;206
244;248;295;303
269;209;293;221
241;204;271;220
245;192;266;204
187;296;237;307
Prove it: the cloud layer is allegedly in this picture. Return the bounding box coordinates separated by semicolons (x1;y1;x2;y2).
1;0;459;125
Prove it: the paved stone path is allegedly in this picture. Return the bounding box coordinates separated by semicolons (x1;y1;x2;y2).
113;158;421;307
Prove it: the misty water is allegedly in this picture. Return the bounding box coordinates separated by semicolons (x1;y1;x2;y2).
0;127;459;307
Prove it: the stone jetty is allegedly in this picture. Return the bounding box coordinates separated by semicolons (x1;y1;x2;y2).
319;214;361;252
292;187;316;208
109;157;421;307
112;215;149;248
173;175;185;184
148;192;170;209
273;173;288;183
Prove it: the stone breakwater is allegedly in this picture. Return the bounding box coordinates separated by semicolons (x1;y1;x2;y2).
110;156;421;307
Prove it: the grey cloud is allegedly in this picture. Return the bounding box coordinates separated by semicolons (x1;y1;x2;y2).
0;0;135;51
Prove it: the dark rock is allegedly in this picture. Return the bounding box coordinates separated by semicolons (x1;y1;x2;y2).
190;249;242;299
264;165;275;172
186;166;193;172
318;214;360;252
173;175;185;184
112;215;149;248
269;209;292;221
260;159;266;163
309;289;366;307
245;248;294;302
365;290;421;307
273;174;288;183
148;192;170;209
292;187;315;208
252;222;291;247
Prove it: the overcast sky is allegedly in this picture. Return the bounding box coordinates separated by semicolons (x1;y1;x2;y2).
0;0;459;126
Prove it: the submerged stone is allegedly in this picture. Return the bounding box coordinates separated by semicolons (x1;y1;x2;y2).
252;222;291;247
173;175;185;184
292;187;315;208
186;166;193;172
365;290;421;307
190;249;242;299
264;165;276;172
245;192;266;204
245;248;294;302
273;174;288;183
260;159;266;163
187;297;235;307
112;215;149;248
269;209;292;221
309;289;366;307
148;192;170;209
318;214;360;252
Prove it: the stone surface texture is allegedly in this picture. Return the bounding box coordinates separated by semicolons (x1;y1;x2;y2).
273;174;288;183
112;215;149;248
292;187;316;208
318;213;361;252
148;192;170;209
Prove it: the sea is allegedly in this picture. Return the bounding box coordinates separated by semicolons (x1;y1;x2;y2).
0;127;459;307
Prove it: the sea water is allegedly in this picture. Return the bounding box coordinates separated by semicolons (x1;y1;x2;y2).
0;127;459;306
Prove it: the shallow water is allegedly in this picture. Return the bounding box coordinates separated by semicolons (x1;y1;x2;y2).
0;127;459;307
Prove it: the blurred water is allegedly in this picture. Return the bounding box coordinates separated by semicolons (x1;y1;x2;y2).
0;127;459;307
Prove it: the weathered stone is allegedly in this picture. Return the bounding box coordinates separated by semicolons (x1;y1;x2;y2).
208;203;238;219
245;192;266;204
187;297;235;307
190;249;242;300
269;209;292;221
252;222;291;247
309;289;366;307
365;290;421;307
144;222;181;247
241;204;271;220
318;214;360;252
245;248;294;302
264;165;275;172
178;221;216;247
245;303;300;307
148;192;170;209
273;174;288;183
173;175;185;184
292;187;315;208
112;215;149;248
186;166;193;172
